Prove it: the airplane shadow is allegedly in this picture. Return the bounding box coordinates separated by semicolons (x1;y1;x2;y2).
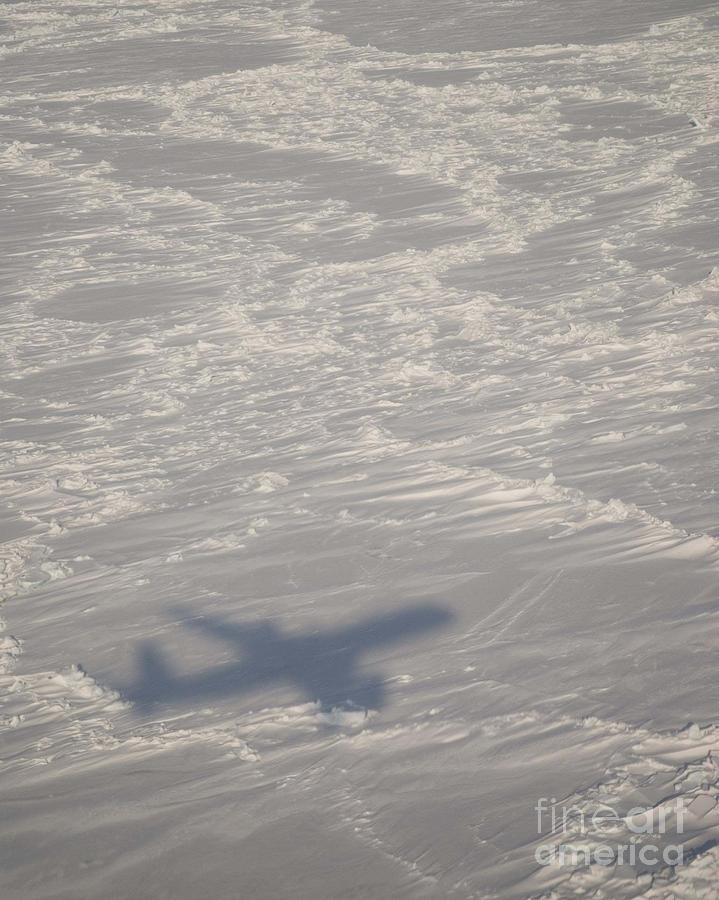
124;604;453;713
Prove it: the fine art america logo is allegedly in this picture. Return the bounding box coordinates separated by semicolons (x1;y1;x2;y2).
534;797;686;868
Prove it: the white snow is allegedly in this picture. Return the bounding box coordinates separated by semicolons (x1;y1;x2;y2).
1;0;718;897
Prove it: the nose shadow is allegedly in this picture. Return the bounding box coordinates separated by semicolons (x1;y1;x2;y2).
124;603;452;713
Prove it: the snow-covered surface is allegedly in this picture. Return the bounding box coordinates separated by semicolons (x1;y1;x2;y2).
1;0;719;897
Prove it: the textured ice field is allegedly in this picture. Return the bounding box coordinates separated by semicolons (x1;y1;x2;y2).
1;1;719;897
